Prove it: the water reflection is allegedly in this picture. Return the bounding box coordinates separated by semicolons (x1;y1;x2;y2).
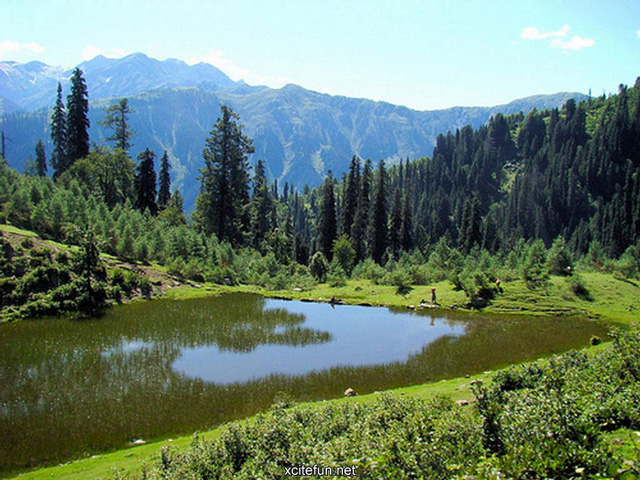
172;300;465;384
0;293;607;473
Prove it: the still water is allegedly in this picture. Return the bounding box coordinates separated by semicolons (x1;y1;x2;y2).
0;293;607;472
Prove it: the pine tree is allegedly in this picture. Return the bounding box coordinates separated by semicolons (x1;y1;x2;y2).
65;68;90;165
35;140;47;176
157;151;172;210
194;105;254;246
100;98;134;152
0;131;6;164
251;159;273;249
369;160;388;264
317;171;337;260
351;159;372;262
340;156;360;236
400;189;413;252
389;187;402;257
459;197;482;254
158;189;188;226
50;82;67;178
134;149;157;215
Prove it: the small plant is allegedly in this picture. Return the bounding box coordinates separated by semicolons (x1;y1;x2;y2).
389;268;413;296
269;391;296;410
567;274;592;301
309;252;329;283
20;236;34;249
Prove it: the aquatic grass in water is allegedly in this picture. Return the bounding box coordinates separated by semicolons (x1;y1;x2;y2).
0;293;607;472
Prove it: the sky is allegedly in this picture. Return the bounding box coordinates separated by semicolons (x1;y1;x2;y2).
1;0;639;111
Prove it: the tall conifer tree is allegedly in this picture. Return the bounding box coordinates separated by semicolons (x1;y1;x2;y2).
65;68;90;165
50;82;67;178
157;151;172;210
340;156;361;236
351;159;372;262
251;159;273;249
317;171;337;260
100;98;134;152
134;149;158;215
369;160;388;264
195;105;254;246
35;140;47;176
459;197;482;253
400;189;413;252
389;187;402;257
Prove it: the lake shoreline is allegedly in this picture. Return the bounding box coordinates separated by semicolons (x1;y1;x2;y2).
162;271;638;326
6;340;615;480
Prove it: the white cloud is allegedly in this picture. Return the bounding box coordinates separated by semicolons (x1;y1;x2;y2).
187;49;292;87
187;49;250;81
551;35;595;51
82;45;130;61
521;24;570;40
519;25;594;52
0;40;45;57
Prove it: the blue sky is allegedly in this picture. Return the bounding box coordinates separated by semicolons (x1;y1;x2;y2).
1;0;639;110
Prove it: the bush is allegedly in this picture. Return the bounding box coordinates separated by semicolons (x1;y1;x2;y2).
331;235;355;276
352;257;386;283
567;274;592;301
387;267;413;295
522;239;548;288
206;265;237;285
309;252;329;283
547;236;573;276
20;236;34;249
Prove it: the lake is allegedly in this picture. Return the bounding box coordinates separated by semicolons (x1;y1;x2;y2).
0;293;607;472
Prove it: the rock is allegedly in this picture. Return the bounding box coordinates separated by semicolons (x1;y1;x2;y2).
344;388;357;397
465;374;471;378
407;305;415;310
470;379;484;386
358;302;372;307
457;400;469;406
132;439;147;445
293;287;302;292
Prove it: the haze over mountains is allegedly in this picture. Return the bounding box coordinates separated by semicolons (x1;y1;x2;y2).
0;52;587;210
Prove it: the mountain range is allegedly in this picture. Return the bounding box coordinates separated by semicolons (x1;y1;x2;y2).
0;53;587;210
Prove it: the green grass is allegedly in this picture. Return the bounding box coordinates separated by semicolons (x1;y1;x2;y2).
165;273;640;325
487;273;640;324
0;225;39;237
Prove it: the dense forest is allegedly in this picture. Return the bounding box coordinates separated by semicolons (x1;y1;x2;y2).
1;70;640;318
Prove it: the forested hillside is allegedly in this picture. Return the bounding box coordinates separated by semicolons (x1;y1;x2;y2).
0;54;586;210
1;73;639;319
378;80;640;258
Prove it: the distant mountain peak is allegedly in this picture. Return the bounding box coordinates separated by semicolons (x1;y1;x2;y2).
2;53;237;111
1;52;589;213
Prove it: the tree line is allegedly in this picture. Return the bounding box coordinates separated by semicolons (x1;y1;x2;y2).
1;73;640;309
